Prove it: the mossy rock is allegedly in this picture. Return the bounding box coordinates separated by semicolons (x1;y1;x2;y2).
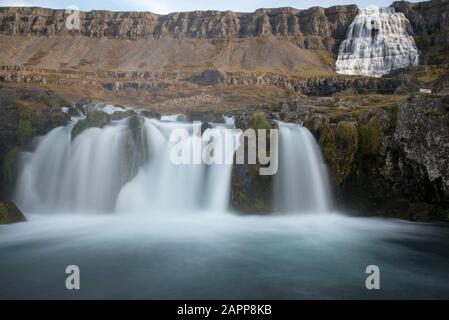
320;121;359;185
359;119;383;155
0;201;26;224
72;111;111;138
248;112;273;131
2;147;19;186
17;120;36;147
231;162;272;214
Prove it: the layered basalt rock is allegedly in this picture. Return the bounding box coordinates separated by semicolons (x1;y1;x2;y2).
393;0;449;65
0;6;358;52
191;69;404;95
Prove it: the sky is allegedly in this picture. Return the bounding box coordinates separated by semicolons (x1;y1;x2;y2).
0;0;422;14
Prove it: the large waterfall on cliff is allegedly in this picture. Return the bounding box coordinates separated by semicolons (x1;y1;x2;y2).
274;121;332;213
336;6;419;77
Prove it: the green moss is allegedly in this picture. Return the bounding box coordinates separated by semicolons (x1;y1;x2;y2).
320;122;359;185
15;100;46;120
0;203;10;224
426;110;444;117
249;112;273;131
72;111;110;138
17;120;36;146
24;49;48;66
47;97;69;109
319;126;337;169
256;35;269;46
416;68;445;83
359;119;382;155
2;147;19;185
383;103;398;124
336;121;358;145
0;201;26;224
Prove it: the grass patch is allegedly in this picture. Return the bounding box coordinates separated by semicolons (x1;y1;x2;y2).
1;147;19;185
359;119;382;155
256;35;269;46
24;50;48;66
17;120;36;146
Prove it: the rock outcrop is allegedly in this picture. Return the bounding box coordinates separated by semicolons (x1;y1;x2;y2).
393;0;449;65
0;201;26;224
228;93;449;220
0;5;360;74
190;69;404;95
303;94;449;220
231;112;274;213
0;86;70;198
71;110;111;138
0;6;357;51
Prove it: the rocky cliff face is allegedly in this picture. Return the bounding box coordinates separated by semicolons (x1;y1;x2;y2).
0;86;70;199
230;93;449;221
393;0;449;65
0;6;357;51
304;94;449;220
0;5;360;74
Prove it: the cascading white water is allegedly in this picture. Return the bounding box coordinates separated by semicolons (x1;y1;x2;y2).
273;121;332;213
115;118;239;213
14;112;240;214
336;6;419;77
14;108;332;215
14;120;132;213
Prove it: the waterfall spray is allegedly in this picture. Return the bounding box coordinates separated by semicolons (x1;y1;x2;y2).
273;121;332;213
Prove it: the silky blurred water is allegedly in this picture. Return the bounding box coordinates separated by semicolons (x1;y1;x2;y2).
1;213;449;299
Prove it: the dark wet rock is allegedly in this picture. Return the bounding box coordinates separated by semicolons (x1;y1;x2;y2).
122;115;148;183
189;69;226;86
393;95;449;200
75;97;92;109
66;106;82;117
110;109;136;120
0;201;26;224
32;108;70;135
71;110;111;138
231;112;274;213
140;110;161;120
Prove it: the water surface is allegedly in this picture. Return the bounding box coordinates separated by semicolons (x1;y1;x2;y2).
1;212;448;299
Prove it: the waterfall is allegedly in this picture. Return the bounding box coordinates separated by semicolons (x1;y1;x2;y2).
115;119;239;213
14;113;239;214
336;6;419;77
14;119;133;213
14;109;332;215
273;121;332;213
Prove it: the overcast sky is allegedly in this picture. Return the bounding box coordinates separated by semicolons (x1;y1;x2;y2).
0;0;422;14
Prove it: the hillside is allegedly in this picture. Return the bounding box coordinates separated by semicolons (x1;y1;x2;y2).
0;5;359;74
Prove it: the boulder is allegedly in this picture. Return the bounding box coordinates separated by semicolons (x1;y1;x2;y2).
71;110;111;138
140;110;161;120
0;201;26;224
